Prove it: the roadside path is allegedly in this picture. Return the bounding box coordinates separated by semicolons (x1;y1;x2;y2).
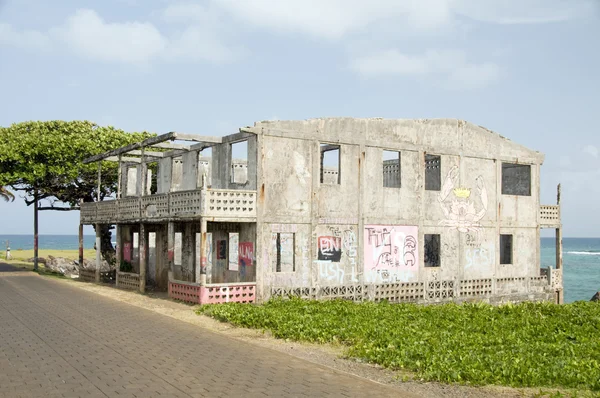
0;267;408;398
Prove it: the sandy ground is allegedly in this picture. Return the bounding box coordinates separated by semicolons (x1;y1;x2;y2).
39;275;576;398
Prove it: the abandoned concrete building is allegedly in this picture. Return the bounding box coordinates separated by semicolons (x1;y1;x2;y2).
79;118;564;305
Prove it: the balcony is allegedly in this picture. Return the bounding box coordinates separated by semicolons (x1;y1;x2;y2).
539;205;561;228
81;188;257;224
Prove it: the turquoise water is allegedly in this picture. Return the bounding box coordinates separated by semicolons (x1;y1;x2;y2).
541;237;600;303
1;235;598;303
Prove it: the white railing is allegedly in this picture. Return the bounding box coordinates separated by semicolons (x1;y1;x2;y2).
81;188;256;224
204;189;256;218
540;205;560;226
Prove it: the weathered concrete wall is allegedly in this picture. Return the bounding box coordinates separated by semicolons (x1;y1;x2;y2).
252;118;549;303
207;222;256;284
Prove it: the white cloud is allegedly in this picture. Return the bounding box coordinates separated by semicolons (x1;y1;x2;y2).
1;8;240;66
210;0;595;40
350;49;500;89
583;145;599;158
454;0;597;25
52;9;168;64
0;23;51;51
212;0;454;40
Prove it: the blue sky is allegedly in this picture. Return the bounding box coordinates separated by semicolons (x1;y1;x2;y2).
0;0;599;236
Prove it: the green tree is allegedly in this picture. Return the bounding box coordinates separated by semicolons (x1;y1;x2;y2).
0;121;153;266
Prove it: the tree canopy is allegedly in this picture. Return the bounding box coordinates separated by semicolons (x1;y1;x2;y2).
0;120;153;207
0;120;154;265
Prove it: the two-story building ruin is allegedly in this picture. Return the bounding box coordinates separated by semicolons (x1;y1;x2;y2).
79;118;564;305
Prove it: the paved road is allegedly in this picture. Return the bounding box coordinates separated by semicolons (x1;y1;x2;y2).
0;268;403;398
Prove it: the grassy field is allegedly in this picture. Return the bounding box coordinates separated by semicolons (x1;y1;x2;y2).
0;249;96;264
200;298;600;394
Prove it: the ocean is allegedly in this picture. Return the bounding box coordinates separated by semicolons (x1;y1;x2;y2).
0;235;598;303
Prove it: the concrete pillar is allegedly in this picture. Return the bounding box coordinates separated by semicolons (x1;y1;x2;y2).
200;219;207;286
95;224;101;283
155;225;169;289
183;223;195;282
115;225;122;287
168;221;175;281
139;224;147;293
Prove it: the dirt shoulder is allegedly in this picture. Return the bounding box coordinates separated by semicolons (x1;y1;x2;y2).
42;275;577;398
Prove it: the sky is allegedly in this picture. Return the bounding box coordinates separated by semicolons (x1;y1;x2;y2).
0;0;599;237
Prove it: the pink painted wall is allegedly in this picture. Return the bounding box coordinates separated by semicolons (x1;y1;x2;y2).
364;225;419;277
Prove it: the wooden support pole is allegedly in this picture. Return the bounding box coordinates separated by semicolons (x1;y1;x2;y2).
95;223;101;283
33;190;39;271
139;223;147;293
167;221;175;282
115;225;121;287
78;223;84;270
117;155;123;199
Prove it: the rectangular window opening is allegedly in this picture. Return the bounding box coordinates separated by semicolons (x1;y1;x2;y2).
425;154;441;191
502;163;531;196
320;144;341;184
148;162;158;195
274;232;295;272
230;141;248;184
424;234;440;267
500;234;513;265
383;150;401;188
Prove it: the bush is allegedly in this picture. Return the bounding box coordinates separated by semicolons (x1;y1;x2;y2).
199;299;600;391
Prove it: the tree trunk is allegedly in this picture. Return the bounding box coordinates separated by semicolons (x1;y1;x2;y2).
93;224;116;268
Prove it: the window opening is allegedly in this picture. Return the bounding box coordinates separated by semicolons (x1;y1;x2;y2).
320;144;341;184
502;163;531;196
383;150;401;188
500;234;513;264
274;233;295;272
424;234;440;267
230;141;248;184
425;154;441;191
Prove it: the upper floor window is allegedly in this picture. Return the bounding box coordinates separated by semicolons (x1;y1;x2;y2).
320;144;341;184
383;150;401;188
230;141;248;184
502;163;531;196
425;154;441;191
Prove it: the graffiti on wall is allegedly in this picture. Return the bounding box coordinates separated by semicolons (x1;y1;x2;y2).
239;242;254;267
438;165;488;236
315;226;359;284
317;260;345;284
317;236;342;262
465;242;494;273
364;225;418;283
123;242;132;262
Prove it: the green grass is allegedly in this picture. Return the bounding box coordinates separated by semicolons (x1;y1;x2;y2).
0;248;96;263
199;299;600;393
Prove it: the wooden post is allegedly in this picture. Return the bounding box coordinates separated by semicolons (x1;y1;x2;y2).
78;223;84;269
95;223;101;283
117;155;123;199
139;223;147;293
33;190;39;271
556;183;563;304
115;225;121;287
168;222;175;282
